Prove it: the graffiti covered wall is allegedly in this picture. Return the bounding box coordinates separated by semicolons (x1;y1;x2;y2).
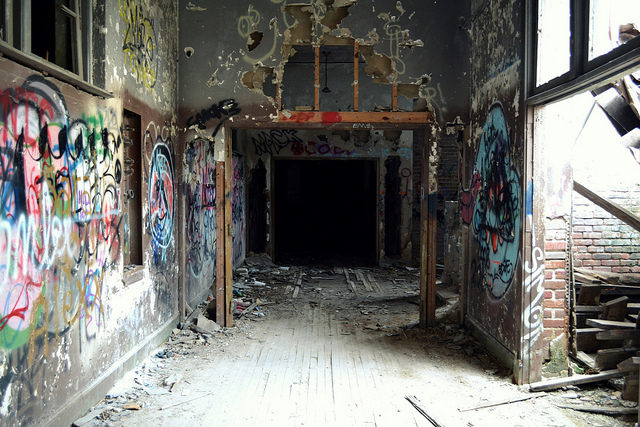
0;0;179;423
463;0;532;379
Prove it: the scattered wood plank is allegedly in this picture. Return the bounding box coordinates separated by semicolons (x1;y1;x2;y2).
576;266;640;286
595;347;639;370
627;302;640;314
616;356;640;373
238;302;258;318
597;329;640;340
601;296;630;321
404;395;444;427
458;392;547;412
576;328;607;352
367;273;383;293
574;180;640;234
576;305;604;314
586;319;636;329
356;269;373;292
574;351;597;370
529;369;623;392
577;284;601;305
555;403;637;416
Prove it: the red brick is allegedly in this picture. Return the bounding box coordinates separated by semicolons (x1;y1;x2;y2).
544;318;565;328
543;290;553;299
583;232;602;239
632;266;640;273
593;267;612;272
573;239;593;246
574;246;588;253
612;253;631;260
573;253;591;260
544;270;554;279
544;299;565;308
543;309;553;319
582;260;598;266
546;260;565;269
545;241;567;251
555;269;567;279
554;290;566;300
612;267;631;273
553;308;566;318
544;280;566;290
571;233;583;239
573;260;583;267
602;260;620;266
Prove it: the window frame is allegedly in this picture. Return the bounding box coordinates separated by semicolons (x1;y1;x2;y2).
526;0;640;105
0;0;111;98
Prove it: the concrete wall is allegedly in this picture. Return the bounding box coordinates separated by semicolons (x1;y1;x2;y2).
0;1;179;424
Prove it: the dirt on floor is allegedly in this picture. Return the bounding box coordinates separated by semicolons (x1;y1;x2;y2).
72;260;638;427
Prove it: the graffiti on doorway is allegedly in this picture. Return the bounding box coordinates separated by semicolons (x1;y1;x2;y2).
460;104;521;299
148;140;174;265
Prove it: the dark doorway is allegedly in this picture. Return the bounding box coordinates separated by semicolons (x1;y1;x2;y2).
274;159;377;265
247;159;267;253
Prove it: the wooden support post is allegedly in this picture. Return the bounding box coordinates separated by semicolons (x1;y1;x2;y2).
353;41;359;112
314;45;320;111
224;126;233;327
215;161;226;326
276;82;281;111
420;128;437;327
392;83;398;111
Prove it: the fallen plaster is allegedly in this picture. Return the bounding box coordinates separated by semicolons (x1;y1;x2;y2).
247;31;264;51
241;65;274;93
359;45;395;84
283;4;314;44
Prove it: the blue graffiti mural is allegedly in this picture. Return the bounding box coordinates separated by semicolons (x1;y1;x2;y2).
461;104;521;298
148;141;174;265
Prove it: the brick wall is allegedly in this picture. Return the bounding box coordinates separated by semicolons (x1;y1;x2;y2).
572;190;640;273
542;217;569;352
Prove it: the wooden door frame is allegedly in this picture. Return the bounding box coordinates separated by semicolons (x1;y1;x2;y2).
216;118;437;328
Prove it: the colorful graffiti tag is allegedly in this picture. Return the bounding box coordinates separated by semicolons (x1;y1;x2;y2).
0;76;122;351
232;156;245;267
460;104;521;298
148;141;174;265
184;139;216;280
119;0;158;89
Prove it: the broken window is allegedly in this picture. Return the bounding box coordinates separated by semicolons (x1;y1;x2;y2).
528;0;640;103
0;0;94;83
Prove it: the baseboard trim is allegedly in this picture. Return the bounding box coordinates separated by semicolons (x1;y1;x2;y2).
45;315;178;427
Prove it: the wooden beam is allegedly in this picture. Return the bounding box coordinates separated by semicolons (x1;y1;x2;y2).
529;369;624;392
586;318;637;329
574;180;640;233
215;161;225;326
420;129;437;327
314;46;320;111
224;127;233;327
353;41;359;111
277;111;433;124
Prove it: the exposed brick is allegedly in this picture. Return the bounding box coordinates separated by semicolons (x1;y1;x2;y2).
581;260;598;266
543;290;553;299
583;232;602;239
554;290;566;300
585;219;604;226
601;231;621;238
611;253;630;260
545;241;567;251
602;260;620;266
592;253;612;260
620;260;636;266
593;267;612;272
573;226;592;232
545;280;566;290
573;239;593;246
546;260;565;269
612;267;631;273
587;246;604;253
573;260;583;267
544;299;565;308
572;233;583;240
630;253;640;259
544;270;554;279
545;251;566;260
632;266;640;273
544;318;565;328
555;269;567;279
553;308;566;318
573;246;588;253
573;253;591;260
543;309;553;319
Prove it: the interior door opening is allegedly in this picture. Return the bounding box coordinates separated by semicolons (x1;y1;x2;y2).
274;159;377;266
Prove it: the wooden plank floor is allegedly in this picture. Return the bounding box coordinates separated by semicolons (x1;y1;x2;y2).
102;270;586;427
